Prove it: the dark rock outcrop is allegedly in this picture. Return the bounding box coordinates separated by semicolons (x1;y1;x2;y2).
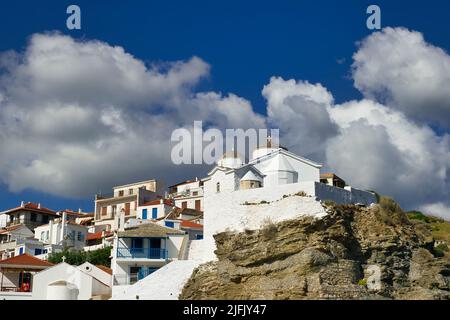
180;200;450;300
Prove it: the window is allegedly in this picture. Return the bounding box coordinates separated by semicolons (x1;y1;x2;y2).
196;234;203;240
142;209;148;220
40;231;45;241
195;200;201;211
216;182;220;193
181;201;187;209
70;230;76;240
77;232;83;242
46;230;49;241
125;203;131;216
165;221;174;228
152;207;158;219
112;205;117;215
43;249;48;254
101;207;107;216
192;191;198;196
30;213;37;222
119;190;124;197
129;189;134;195
34;248;42;256
42;215;49;224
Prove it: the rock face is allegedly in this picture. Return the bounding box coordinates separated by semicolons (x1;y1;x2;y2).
180;200;450;300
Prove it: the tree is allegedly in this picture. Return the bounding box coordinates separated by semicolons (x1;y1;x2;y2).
48;247;111;267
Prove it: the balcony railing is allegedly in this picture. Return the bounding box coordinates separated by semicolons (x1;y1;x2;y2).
116;247;167;259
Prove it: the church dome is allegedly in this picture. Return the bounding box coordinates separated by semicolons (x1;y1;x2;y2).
218;150;244;169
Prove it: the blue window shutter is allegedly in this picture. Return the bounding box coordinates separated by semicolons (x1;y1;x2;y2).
142;209;147;219
165;221;174;228
152;208;157;219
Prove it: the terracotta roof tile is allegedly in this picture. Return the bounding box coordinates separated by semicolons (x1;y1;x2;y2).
0;253;53;267
95;265;112;275
180;220;203;229
141;199;174;207
2;202;58;216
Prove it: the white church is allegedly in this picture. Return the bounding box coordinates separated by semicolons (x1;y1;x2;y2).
201;138;377;260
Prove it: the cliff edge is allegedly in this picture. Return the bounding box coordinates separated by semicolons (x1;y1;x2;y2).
180;198;450;300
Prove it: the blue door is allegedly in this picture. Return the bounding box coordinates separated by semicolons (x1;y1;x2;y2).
142;208;148;219
152;207;158;219
19;247;24;255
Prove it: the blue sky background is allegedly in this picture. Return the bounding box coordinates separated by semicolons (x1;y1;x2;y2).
0;0;449;213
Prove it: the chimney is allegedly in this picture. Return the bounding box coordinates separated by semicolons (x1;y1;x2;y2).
78;208;82;213
160;199;163;204
37;203;41;209
20;201;24;207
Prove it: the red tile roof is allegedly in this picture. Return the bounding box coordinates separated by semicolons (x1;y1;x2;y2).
0;224;27;234
180;220;203;229
3;202;58;216
86;231;112;241
96;265;112;275
0;253;54;268
141;199;174;207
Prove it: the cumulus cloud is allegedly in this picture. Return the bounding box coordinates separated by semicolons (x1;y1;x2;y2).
263;77;338;159
419;202;450;220
0;32;264;197
352;27;450;127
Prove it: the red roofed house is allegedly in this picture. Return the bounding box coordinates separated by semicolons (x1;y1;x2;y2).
0;201;59;232
0;253;53;299
168;178;204;211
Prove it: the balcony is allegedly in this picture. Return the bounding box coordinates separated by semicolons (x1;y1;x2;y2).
116;247;168;260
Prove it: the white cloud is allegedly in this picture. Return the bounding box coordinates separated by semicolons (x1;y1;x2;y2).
420;202;450;220
263;77;338;158
0;32;264;197
352;27;450;127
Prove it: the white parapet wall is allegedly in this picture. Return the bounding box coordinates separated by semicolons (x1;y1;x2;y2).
203;181;377;261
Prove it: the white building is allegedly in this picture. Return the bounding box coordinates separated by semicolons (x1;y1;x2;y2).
32;262;112;300
201;140;377;260
111;222;187;292
169;178;204;211
137;198;174;221
34;211;88;252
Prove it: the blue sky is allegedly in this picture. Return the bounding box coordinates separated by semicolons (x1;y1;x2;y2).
0;1;449;216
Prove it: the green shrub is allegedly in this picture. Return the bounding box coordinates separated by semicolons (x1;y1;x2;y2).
434;244;449;257
358;279;367;287
48;246;111;267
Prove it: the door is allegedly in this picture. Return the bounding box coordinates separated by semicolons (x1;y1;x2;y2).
152;207;158;219
195;200;201;211
19;247;24;255
125;203;130;216
149;238;162;259
129;266;140;284
142;209;148;220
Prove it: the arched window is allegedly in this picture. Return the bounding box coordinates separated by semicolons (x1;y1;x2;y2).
216;182;220;193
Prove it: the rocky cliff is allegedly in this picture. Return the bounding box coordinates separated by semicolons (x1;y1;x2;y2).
180;198;450;300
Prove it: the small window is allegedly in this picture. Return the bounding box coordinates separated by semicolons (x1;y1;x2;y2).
165;221;174;228
216;182;220;193
77;232;83;242
101;207;107;216
112;205;117;215
129;189;134;195
34;248;42;256
40;232;45;241
192;191;198;196
119;190;124;197
181;202;187;209
30;213;37;222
